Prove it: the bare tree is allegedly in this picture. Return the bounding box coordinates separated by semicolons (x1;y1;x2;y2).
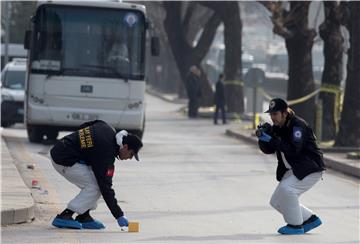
201;2;244;113
163;2;221;106
335;2;360;147
318;2;344;141
261;1;317;127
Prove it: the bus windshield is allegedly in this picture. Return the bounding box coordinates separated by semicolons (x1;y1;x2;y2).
31;5;146;80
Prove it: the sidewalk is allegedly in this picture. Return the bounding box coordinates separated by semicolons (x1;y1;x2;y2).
148;86;360;179
146;86;187;105
1;136;35;225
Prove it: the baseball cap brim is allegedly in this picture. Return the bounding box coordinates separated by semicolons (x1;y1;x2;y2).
264;108;282;113
134;153;139;161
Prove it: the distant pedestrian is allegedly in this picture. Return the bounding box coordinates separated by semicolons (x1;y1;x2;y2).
213;73;226;124
50;120;143;230
257;98;325;235
185;65;202;118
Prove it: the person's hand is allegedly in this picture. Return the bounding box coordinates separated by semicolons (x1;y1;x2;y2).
258;132;272;142
117;216;128;227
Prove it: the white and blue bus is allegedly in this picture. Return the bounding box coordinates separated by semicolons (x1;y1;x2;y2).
24;1;159;142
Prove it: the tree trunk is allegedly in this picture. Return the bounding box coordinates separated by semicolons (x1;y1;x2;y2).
163;2;221;106
319;2;344;141
223;4;244;113
286;2;316;128
335;2;360;147
201;2;244;113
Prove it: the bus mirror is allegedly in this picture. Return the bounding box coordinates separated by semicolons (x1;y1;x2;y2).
24;30;32;50
151;37;160;56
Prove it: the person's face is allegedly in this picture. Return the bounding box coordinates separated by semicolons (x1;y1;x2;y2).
270;111;287;127
118;145;135;160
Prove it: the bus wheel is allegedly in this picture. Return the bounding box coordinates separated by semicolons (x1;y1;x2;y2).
45;129;59;140
27;125;44;143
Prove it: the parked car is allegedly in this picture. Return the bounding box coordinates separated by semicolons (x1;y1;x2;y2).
1;58;26;127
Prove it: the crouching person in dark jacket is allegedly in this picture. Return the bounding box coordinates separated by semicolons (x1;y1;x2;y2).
257;98;325;235
50;120;142;230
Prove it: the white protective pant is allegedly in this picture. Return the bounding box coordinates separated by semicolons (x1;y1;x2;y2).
52;160;101;214
270;170;322;226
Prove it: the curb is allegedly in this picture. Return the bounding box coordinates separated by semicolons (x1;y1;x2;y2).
225;129;360;179
1;137;35;225
146;86;187;105
322;156;360;179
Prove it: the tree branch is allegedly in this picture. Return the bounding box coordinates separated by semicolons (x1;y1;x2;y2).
193;12;221;60
339;1;350;29
182;2;196;35
283;2;308;27
258;1;294;39
163;2;191;52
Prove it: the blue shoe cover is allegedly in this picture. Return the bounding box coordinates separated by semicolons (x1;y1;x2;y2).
303;217;322;233
81;220;106;229
278;225;304;235
52;217;82;229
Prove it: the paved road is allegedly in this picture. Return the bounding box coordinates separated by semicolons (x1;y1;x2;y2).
1;94;359;243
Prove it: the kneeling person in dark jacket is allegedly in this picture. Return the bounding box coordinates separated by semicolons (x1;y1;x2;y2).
50;120;143;230
257;98;325;235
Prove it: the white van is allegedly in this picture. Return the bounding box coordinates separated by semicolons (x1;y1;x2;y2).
1;58;27;127
24;1;159;142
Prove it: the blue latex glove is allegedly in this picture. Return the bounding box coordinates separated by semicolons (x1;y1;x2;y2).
117;216;128;227
258;132;272;142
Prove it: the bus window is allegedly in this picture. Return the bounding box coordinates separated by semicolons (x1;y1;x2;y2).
30;5;145;80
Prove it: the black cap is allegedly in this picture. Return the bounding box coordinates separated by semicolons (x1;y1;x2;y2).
122;134;143;161
264;98;288;113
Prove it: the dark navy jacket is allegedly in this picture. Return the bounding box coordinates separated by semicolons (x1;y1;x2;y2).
258;113;325;181
214;79;225;106
50;120;123;219
185;72;201;100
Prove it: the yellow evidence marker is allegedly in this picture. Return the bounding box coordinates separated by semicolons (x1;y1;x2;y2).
128;222;139;232
121;222;139;232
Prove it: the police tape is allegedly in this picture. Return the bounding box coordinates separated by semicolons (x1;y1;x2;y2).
319;84;343;134
224;80;244;86
258;84;341;104
259;87;321;105
258;88;273;100
258;83;342;133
